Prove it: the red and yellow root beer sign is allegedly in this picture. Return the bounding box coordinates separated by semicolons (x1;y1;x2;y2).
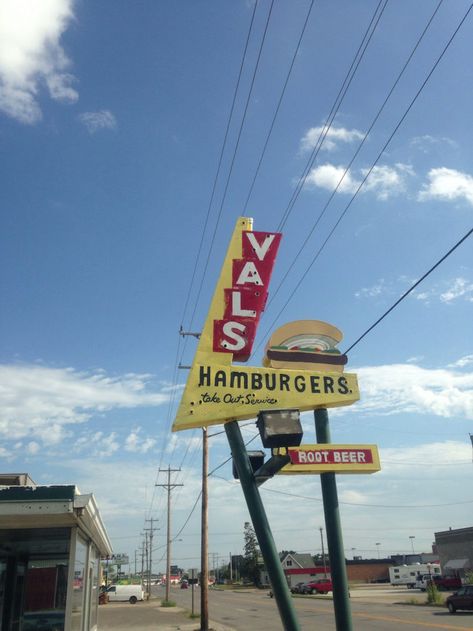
172;217;360;432
276;444;380;474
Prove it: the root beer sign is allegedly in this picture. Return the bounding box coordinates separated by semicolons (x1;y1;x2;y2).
275;444;381;475
172;217;360;432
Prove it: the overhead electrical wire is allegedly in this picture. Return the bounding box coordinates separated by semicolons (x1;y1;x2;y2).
344;225;473;353
276;0;389;232
253;1;473;358
178;0;258;333
181;0;275;347
146;2;260;517
241;0;316;215
266;0;444;313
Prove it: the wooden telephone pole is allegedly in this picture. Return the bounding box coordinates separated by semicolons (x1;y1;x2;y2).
157;467;183;603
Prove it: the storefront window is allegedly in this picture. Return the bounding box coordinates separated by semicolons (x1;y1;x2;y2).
71;535;88;631
0;528;70;631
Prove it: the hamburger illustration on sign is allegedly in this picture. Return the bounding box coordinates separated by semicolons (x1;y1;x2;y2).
263;320;347;373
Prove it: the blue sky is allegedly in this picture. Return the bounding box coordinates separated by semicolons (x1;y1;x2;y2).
1;0;472;574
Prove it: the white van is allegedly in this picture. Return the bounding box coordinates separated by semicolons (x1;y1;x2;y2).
106;584;144;604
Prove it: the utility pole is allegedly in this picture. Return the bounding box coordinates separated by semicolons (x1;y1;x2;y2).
320;527;327;578
144;518;159;599
157;466;183;604
140;541;144;585
144;532;149;596
201;427;209;631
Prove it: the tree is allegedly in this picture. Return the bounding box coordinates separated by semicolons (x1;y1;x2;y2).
242;522;260;585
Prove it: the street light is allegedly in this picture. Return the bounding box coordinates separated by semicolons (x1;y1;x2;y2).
409;536;416;555
256;409;303;448
376;543;381;559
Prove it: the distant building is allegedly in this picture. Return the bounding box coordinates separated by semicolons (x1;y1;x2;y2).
0;473;111;631
260;552;395;586
435;527;473;578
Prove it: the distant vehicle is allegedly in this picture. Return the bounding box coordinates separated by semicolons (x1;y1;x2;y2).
446;585;473;613
305;579;333;595
415;574;434;591
430;575;462;591
106;584;144;604
389;564;441;588
180;580;189;589
290;582;308;594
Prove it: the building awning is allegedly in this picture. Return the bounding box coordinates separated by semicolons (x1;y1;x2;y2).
444;559;470;570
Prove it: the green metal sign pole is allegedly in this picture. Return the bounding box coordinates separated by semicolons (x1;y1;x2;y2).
225;421;301;631
314;408;353;631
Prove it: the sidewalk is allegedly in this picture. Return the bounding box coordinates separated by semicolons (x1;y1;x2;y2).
98;599;236;631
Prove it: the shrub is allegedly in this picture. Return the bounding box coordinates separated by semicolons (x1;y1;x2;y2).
161;600;176;607
426;583;443;605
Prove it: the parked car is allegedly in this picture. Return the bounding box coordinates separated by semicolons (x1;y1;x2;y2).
105;584;144;604
305;579;333;595
290;582;309;594
446;585;473;613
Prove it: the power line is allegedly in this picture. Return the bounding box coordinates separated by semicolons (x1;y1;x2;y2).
183;0;276;345
241;0;316;215
266;0;444;313
179;0;258;332
253;2;473;358
344;225;473;353
276;0;389;232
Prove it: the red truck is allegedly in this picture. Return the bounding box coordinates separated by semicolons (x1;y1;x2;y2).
430;575;462;591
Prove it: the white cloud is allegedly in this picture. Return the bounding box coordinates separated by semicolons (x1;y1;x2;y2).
362;165;407;200
415;277;473;304
26;441;40;455
305;163;410;199
0;0;77;124
410;135;458;153
79;110;117;134
448;355;473;369
124;429;157;454
300;125;364;153
352;363;473;420
440;277;473;303
418;167;473;206
305;164;360;194
0;364;169;443
355;279;386;298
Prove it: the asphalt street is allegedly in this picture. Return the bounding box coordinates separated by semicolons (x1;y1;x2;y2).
97;584;473;630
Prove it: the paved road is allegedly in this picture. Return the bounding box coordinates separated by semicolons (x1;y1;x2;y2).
158;584;473;631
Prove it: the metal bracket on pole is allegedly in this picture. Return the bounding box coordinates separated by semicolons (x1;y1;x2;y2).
179;326;201;339
254;453;290;487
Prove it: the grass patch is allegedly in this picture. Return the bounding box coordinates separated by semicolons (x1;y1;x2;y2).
161;600;176;607
188;613;200;619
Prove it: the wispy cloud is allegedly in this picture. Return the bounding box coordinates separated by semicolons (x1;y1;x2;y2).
0;0;77;124
418;167;473;206
305;163;412;200
415;277;473;304
410;135;458;153
300;125;364;153
0;364;169;444
124;428;157;454
355;279;386;298
353;363;473;420
79;110;117;134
